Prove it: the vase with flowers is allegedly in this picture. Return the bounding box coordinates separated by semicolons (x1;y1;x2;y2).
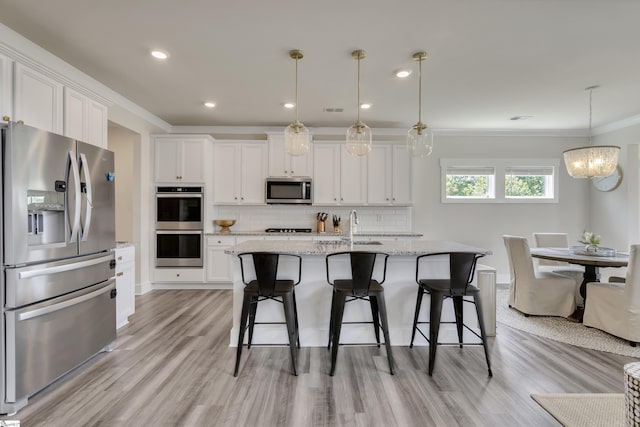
578;230;601;253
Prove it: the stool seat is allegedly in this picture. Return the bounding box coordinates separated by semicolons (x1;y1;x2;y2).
244;279;295;294
333;279;383;294
419;279;480;295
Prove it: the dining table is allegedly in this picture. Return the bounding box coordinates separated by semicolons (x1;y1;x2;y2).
530;247;629;322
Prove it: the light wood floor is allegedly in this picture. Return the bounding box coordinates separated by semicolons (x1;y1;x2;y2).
2;289;635;426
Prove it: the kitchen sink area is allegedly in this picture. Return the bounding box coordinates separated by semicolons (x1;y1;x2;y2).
315;240;383;245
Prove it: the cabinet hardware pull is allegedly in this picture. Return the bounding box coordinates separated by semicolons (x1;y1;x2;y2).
118;256;123;260
117;272;124;277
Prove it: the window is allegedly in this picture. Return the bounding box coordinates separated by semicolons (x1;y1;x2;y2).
445;166;495;199
441;159;559;203
505;166;554;199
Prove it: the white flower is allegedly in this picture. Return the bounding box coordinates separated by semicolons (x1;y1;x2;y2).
578;230;601;246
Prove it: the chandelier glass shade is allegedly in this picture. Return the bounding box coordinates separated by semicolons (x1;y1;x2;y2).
406;51;433;158
346;50;372;156
563;86;620;178
563;145;620;178
284;50;310;156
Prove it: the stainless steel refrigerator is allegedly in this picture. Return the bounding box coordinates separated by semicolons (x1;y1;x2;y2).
0;122;117;414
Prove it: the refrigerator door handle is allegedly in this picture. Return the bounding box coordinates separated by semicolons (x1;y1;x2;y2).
17;281;115;322
67;151;81;243
79;152;93;242
18;253;114;279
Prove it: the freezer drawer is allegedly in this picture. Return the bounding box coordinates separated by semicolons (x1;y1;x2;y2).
4;252;115;308
4;280;116;403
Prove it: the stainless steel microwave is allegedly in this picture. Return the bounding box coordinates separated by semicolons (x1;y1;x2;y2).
265;177;312;204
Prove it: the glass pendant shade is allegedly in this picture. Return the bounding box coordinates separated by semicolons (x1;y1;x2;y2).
346;121;372;156
284;49;310;156
563;145;620;178
407;122;433;158
284;120;310;156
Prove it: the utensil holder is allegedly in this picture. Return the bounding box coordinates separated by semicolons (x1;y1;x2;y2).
317;221;325;233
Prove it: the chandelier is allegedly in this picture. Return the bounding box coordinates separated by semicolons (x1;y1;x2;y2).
406;51;433;158
563;86;620;178
346;50;372;156
284;50;310;156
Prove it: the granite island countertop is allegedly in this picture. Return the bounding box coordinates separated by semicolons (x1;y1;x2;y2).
208;231;423;238
224;239;491;256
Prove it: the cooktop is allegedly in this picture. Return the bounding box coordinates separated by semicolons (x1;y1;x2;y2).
265;228;312;233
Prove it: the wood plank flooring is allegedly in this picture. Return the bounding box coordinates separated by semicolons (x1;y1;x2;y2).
2;289;636;426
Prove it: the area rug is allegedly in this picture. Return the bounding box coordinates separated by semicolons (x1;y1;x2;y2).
531;393;624;427
496;288;640;358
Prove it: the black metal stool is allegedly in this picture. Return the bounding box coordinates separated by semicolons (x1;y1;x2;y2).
234;252;301;377
325;251;394;376
410;252;492;377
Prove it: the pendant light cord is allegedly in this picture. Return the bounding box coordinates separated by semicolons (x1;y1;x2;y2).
356;55;361;123
418;57;422;123
295;56;299;123
588;88;592;146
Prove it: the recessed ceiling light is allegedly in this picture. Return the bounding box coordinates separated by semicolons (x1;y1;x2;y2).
151;50;169;60
204;102;216;108
395;69;412;78
284;102;295;109
360;103;372;109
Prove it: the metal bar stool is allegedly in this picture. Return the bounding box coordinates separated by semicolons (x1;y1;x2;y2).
410;252;492;377
234;252;302;377
325;251;394;376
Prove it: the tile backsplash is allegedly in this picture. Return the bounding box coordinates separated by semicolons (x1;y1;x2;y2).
211;205;411;233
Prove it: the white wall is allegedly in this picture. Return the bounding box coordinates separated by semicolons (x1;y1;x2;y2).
412;133;591;281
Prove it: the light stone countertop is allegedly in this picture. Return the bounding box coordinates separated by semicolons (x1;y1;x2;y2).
115;242;135;249
224;239;491;256
207;231;423;238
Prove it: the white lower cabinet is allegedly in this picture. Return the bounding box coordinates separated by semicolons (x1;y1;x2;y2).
115;246;135;329
206;236;235;282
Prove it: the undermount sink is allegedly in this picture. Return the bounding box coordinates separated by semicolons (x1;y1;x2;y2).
314;240;383;246
353;241;383;245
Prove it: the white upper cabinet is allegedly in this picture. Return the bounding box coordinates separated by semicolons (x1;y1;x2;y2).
367;143;412;205
313;142;367;205
0;53;12;120
154;135;213;183
267;133;313;177
63;87;108;147
13;63;63;134
213;141;267;204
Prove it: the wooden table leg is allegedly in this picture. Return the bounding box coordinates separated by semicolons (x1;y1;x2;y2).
567;265;600;323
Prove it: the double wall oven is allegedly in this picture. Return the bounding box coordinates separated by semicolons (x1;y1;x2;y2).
155;186;203;267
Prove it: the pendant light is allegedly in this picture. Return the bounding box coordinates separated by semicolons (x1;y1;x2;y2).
284;50;310;156
406;51;433;158
563;86;620;178
346;50;372;156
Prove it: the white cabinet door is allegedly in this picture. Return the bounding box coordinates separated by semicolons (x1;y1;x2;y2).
155;137;182;182
63;86;87;141
0;53;12;120
87;99;108;148
367;144;392;204
206;236;235;282
213;143;240;203
268;133;312;177
391;144;412;205
115;246;135;329
340;145;367;204
13;63;63;133
240;143;267;204
181;139;206;183
313;143;340;205
154;136;207;183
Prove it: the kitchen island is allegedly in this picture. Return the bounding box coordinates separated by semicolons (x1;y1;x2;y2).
225;240;496;347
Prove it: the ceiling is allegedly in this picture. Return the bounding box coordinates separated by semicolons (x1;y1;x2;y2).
1;0;639;131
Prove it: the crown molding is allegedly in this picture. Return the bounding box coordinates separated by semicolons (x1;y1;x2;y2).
592;113;640;135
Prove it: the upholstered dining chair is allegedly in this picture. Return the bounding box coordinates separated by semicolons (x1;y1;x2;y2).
533;232;585;304
584;245;640;347
503;235;577;317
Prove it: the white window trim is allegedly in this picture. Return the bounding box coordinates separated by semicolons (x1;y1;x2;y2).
440;158;560;204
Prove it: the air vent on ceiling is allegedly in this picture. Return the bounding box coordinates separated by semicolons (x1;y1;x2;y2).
323;107;344;113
